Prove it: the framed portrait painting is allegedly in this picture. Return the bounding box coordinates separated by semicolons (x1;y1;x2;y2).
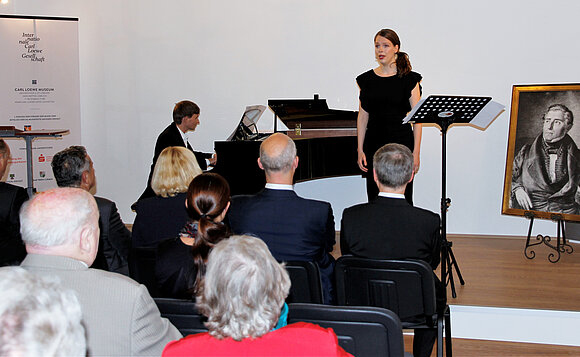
502;84;580;222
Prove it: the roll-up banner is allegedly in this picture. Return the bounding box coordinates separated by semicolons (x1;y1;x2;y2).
0;15;80;192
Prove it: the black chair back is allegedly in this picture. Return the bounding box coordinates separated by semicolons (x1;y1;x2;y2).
155;298;208;336
128;246;159;298
285;261;324;304
335;256;452;357
288;303;405;357
335;257;436;323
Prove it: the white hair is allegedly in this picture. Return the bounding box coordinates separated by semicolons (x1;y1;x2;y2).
196;235;291;341
20;187;98;247
0;266;86;356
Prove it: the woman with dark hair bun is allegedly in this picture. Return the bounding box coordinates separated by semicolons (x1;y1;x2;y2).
356;28;422;204
155;173;231;299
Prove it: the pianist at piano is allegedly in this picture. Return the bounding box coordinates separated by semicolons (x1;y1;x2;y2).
137;100;216;202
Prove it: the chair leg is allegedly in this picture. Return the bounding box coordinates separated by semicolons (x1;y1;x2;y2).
437;316;443;357
445;306;452;357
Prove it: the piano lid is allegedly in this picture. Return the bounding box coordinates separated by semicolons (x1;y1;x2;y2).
268;94;357;129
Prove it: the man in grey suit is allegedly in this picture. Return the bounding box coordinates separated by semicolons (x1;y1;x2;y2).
20;187;181;356
52;146;131;275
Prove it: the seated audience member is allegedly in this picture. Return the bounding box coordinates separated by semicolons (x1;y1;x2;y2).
340;143;442;357
155;172;231;299
0;139;28;266
0;266;86;357
133;146;202;248
20;187;181;356
52;145;131;275
227;133;336;304
163;235;352;357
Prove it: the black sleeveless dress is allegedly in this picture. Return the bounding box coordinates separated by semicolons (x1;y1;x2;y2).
356;69;422;203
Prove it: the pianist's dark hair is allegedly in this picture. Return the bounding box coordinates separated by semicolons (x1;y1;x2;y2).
173;100;200;124
185;173;231;294
374;29;412;78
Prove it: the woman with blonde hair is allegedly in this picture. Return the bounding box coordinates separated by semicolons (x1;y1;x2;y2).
132;146;202;247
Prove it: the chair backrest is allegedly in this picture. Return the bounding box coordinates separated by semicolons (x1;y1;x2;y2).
128;246;159;298
288;303;405;357
154;298;208;336
285;260;324;304
335;256;437;323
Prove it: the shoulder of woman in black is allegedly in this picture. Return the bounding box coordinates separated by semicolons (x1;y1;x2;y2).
356;69;376;85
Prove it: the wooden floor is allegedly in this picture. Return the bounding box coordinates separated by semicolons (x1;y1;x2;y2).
403;335;580;356
332;234;580;356
444;234;580;311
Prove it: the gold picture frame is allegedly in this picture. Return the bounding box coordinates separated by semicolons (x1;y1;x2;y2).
502;83;580;222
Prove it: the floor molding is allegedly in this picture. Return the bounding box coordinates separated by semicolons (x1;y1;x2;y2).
450;305;580;347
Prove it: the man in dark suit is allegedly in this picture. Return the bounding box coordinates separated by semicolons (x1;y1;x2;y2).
227;133;336;304
52;146;131;276
137;100;216;201
0;139;28;266
341;143;441;357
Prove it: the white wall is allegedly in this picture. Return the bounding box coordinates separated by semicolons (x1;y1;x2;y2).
6;0;580;236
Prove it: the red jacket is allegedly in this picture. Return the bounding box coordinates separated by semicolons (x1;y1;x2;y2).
162;322;353;357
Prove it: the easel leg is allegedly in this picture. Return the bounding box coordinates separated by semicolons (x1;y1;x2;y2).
561;222;574;255
523;213;574;262
524;215;539;259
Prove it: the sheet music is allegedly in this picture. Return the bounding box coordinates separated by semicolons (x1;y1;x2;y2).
470;100;505;130
402;99;425;124
226;105;266;141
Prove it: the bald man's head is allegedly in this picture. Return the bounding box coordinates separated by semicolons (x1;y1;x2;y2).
259;133;297;174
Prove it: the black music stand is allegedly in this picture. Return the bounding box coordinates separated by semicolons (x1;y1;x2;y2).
406;95;504;300
1;126;69;197
226;105;267;141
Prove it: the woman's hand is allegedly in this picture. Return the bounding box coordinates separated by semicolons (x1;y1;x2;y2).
358;150;368;172
413;150;420;174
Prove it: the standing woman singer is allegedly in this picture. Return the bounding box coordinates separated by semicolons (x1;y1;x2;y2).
356;28;422;204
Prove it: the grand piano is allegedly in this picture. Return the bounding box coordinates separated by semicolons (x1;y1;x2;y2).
212;96;360;195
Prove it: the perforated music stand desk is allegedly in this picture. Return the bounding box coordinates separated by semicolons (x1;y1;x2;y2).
0;126;69;197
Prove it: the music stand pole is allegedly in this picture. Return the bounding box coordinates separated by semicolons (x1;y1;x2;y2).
438;113;465;299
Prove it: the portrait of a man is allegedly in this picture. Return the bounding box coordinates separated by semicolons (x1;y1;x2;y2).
503;84;580;221
511;104;580;214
